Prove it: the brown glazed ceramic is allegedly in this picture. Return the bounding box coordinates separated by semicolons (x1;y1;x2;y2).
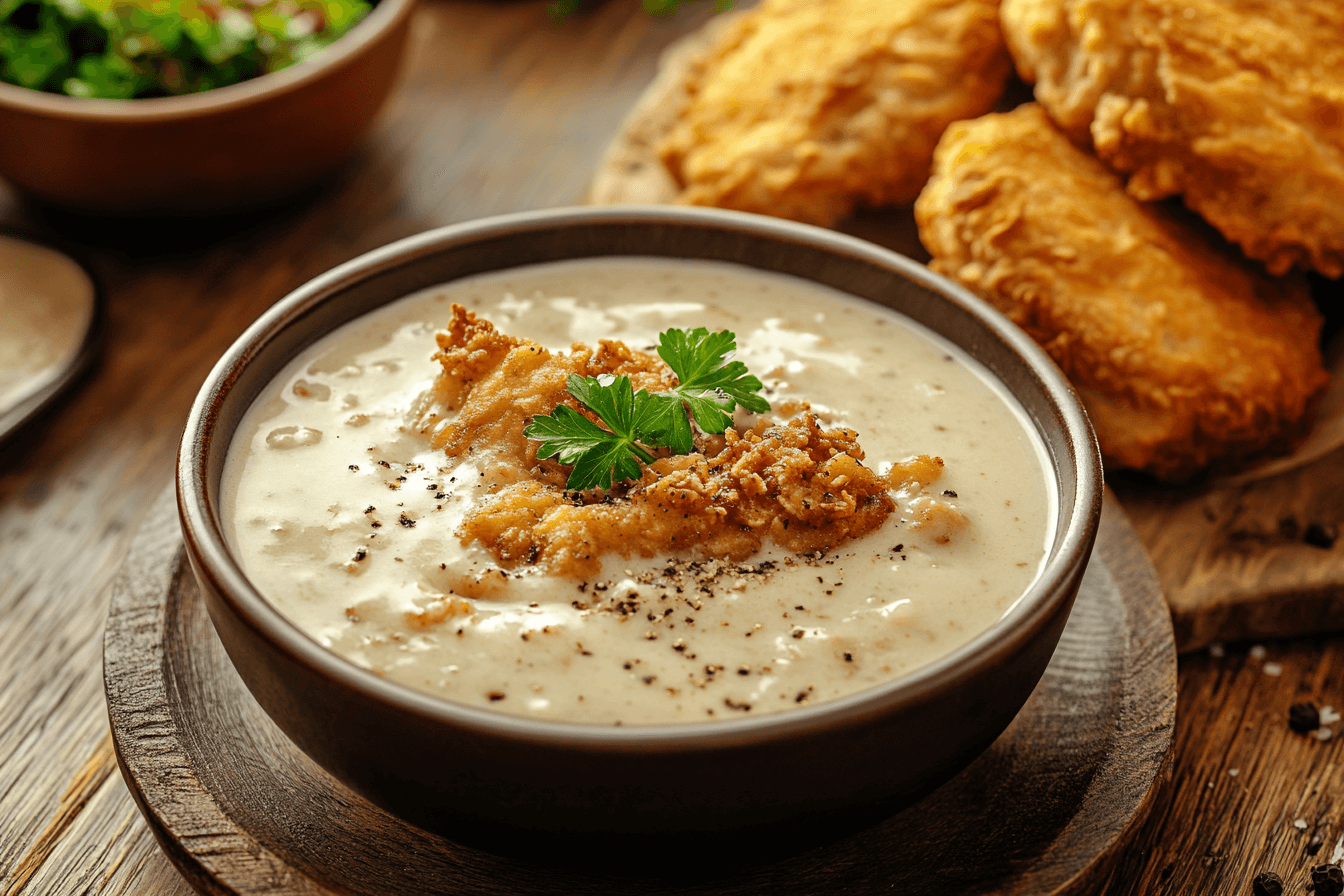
0;0;415;216
177;206;1103;844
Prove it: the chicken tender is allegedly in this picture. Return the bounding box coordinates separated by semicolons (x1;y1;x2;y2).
463;418;906;580
1001;0;1344;277
656;0;1012;226
418;307;928;579
914;104;1329;480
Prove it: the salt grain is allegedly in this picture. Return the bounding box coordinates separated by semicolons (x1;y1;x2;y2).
1229;768;1240;777
1297;819;1310;831
1264;662;1283;676
1322;706;1341;725
1250;645;1267;660
1209;642;1226;657
1318;728;1334;742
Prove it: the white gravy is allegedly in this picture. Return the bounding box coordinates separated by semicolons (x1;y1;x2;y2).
223;258;1054;725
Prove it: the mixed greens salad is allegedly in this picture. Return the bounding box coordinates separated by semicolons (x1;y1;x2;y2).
0;0;373;99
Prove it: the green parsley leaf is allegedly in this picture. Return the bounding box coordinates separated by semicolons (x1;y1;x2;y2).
526;374;656;491
525;328;771;491
632;391;694;455
657;327;771;433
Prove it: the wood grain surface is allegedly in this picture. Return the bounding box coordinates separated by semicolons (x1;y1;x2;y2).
1;2;1342;895
588;22;1344;655
104;487;1173;896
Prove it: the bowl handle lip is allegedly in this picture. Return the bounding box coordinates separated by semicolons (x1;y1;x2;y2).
177;204;1104;752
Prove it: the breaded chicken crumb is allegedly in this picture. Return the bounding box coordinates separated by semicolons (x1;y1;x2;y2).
418;305;950;578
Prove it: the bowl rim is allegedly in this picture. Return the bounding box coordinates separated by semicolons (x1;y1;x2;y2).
178;204;1102;752
0;0;416;120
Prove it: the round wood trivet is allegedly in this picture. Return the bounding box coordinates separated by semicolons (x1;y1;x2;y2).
105;487;1174;896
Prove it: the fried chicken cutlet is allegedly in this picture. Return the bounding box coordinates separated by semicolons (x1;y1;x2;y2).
1001;0;1344;278
914;104;1329;480
656;0;1013;227
416;306;954;579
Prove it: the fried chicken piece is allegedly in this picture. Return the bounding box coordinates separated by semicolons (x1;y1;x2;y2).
462;416;913;579
914;104;1329;480
656;0;1012;226
413;305;675;486
417;309;949;579
1001;0;1344;277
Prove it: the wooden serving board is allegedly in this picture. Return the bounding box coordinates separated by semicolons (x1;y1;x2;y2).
588;26;1344;653
104;486;1174;896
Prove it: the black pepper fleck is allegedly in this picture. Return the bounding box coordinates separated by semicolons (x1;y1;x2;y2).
348;465;359;471
942;489;958;498
1251;871;1283;896
1311;864;1344;896
1306;523;1339;549
1289;702;1321;733
352;548;367;562
487;691;505;702
844;652;853;662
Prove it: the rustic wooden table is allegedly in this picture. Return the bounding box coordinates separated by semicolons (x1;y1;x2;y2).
0;2;1341;894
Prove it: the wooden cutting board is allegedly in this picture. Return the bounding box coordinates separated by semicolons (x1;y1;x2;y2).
587;22;1344;654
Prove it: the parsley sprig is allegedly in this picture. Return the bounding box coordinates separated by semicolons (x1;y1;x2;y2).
525;327;770;491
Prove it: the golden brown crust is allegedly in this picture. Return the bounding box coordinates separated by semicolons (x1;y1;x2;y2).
418;307;945;578
462;417;906;579
1001;0;1344;277
914;104;1329;480
656;0;1012;226
414;305;675;486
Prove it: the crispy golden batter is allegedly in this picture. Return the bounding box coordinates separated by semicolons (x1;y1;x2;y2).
463;416;908;579
656;0;1012;226
914;104;1329;480
1001;0;1344;277
418;306;945;578
413;305;676;486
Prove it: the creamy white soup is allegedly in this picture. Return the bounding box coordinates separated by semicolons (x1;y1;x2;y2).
223;258;1054;725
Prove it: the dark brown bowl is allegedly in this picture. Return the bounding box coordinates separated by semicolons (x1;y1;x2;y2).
0;0;415;216
177;206;1102;845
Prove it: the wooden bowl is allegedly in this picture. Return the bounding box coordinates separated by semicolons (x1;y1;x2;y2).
0;0;416;216
177;206;1103;844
